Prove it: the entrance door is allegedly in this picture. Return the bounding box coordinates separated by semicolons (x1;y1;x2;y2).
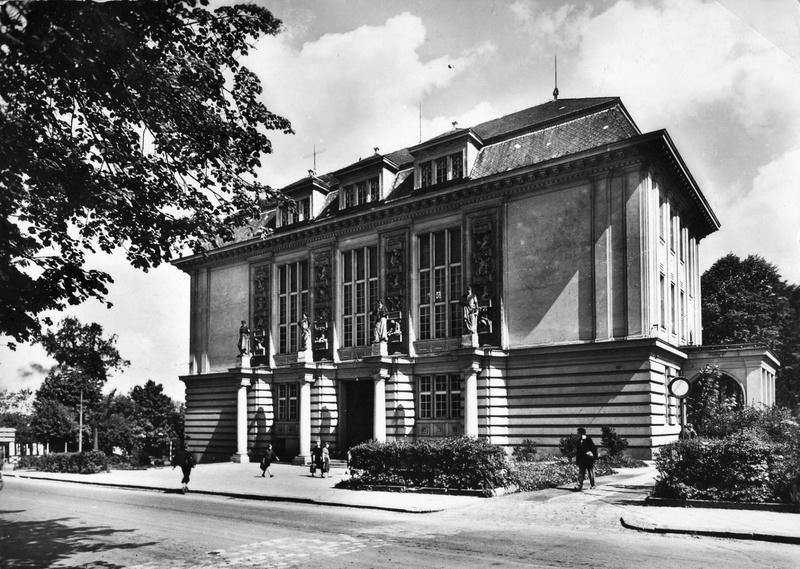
343;380;374;449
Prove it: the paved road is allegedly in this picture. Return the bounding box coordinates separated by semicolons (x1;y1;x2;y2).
2;477;799;568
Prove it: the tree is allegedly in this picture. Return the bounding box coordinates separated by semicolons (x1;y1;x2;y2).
0;1;292;348
30;396;77;452
130;379;182;456
701;254;799;410
37;317;128;451
96;391;142;456
701;254;791;351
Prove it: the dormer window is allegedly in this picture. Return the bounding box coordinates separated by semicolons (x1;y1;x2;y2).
280;197;311;226
419;151;464;189
341;176;380;209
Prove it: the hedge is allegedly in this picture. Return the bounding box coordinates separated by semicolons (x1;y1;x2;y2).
16;451;109;474
654;431;797;503
345;437;512;491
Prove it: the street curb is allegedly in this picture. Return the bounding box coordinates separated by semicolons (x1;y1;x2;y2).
644;496;798;513
4;472;442;514
619;516;800;545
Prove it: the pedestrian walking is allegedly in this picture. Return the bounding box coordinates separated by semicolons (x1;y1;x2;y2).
172;441;196;494
310;440;323;477
260;443;279;478
575;427;598;490
321;442;331;478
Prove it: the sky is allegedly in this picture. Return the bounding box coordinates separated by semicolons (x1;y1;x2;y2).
1;0;799;402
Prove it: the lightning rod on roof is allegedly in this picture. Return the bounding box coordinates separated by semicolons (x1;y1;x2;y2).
553;55;559;101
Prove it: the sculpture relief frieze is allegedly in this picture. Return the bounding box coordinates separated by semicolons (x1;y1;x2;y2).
250;263;270;365
312;250;333;360
383;232;408;352
469;212;500;345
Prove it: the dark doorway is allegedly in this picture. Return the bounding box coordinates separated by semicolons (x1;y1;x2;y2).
343;380;374;449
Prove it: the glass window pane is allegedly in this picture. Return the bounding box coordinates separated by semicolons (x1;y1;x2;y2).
434;304;446;338
369;177;379;202
290;264;298;291
344;317;353;347
356;316;365;346
344;284;352;315
356;282;365;313
356;249;365;280
419;234;430;269
436;156;448;183
419;270;430;304
357;181;367;205
369;246;377;278
300;261;308;290
434;231;445;266
279;265;287;294
451;152;463;179
435;393;447;418
343;251;352;282
435;375;448;392
449;228;461;263
420;393;431;418
419;306;431;340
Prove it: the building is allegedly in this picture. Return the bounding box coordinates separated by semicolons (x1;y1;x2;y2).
173;96;777;461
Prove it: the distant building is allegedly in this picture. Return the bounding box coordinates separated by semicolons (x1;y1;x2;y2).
173;97;777;461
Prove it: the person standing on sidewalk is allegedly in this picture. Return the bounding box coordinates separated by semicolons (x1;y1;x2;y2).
321;442;331;478
310;440;323;477
172;441;196;494
260;443;279;478
575;427;598;490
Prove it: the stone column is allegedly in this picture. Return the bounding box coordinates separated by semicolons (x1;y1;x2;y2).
372;370;388;442
297;377;312;463
231;378;251;463
463;362;480;437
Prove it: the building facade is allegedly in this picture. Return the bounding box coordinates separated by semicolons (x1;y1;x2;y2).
173;97;776;461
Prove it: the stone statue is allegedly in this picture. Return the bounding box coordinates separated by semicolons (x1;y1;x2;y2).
461;286;479;335
237;320;251;355
299;312;311;351
372;299;388;343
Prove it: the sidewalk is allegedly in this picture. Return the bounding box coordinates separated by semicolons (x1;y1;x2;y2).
2;461;481;513
4;461;798;543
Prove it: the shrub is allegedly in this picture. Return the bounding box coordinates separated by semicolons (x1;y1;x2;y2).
559;434;579;460
654;432;777;502
600;426;629;456
599;453;647;468
510;456;615;491
15;451;109;474
345;436;511;492
512;439;538;462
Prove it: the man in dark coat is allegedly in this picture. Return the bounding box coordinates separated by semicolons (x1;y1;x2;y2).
172;441;196;494
575;427;598;490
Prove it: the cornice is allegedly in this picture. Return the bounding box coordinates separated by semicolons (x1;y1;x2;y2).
173;138;690;270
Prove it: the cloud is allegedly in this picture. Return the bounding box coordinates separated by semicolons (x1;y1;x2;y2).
702;145;800;282
245;12;496;184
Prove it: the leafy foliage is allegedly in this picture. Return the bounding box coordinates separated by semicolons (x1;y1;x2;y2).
0;1;292;346
32;318;128;449
655;406;800;505
701;254;799;410
29;396;78;448
558;434;579;459
511;438;538;462
655;434;777;503
600;425;629;456
17;450;109;474
687;365;738;436
510;456;615;492
345;437;512;492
